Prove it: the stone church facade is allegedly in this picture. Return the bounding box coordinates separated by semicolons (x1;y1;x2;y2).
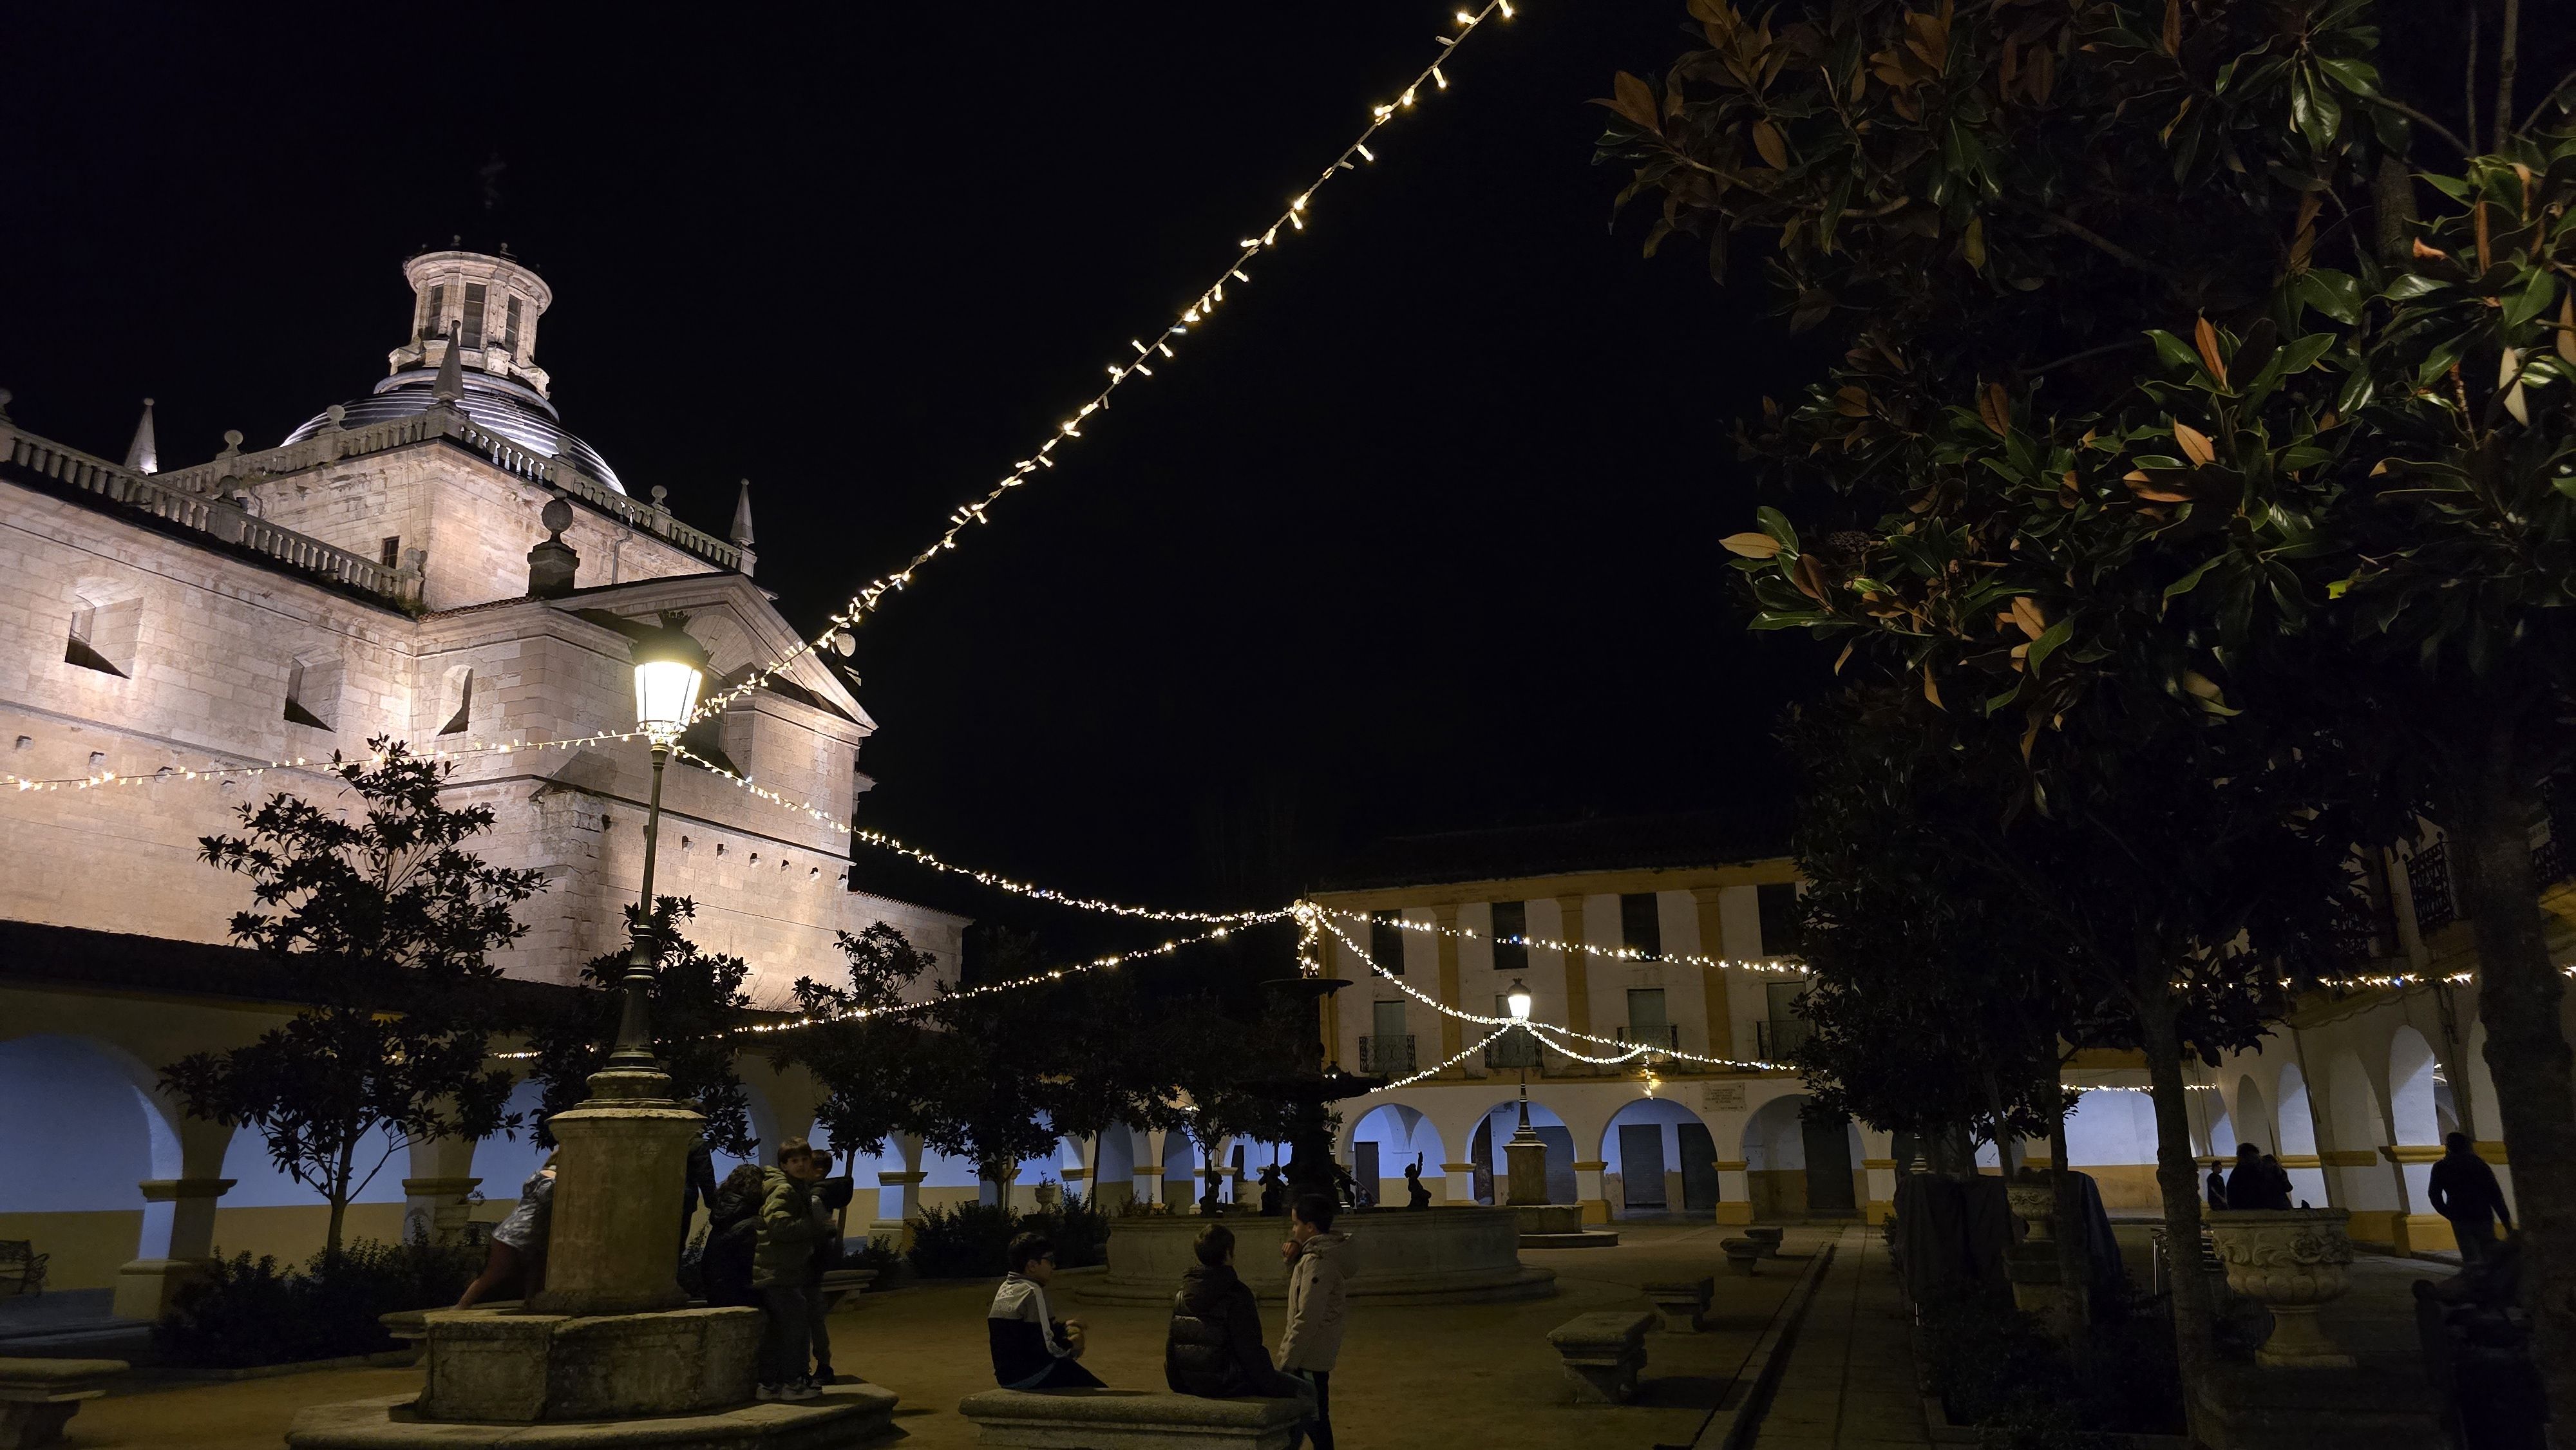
0;249;967;1312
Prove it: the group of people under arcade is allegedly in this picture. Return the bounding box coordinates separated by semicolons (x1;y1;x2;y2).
2208;1132;2515;1261
986;1192;1350;1450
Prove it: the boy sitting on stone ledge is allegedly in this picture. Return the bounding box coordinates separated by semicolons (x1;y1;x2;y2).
989;1232;1104;1389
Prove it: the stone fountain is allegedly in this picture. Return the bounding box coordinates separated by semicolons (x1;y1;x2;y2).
288;983;898;1444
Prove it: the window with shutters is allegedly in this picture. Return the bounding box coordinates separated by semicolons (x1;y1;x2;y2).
460;283;487;350
1619;892;1662;959
1369;911;1406;975
1756;883;1804;957
500;296;522;353
1490;900;1528;974
423;284;448;338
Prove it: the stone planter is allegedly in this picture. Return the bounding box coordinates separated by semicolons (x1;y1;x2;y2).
2203;1209;2355;1368
2006;1172;2057;1243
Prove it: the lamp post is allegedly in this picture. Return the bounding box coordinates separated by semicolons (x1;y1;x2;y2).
607;616;710;1074
1505;977;1535;1134
1500;977;1549;1209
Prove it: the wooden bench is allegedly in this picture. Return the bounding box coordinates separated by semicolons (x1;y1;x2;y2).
960;1388;1307;1449
1642;1276;1712;1332
0;1357;125;1450
1721;1238;1765;1274
0;1244;45;1299
1546;1310;1653;1404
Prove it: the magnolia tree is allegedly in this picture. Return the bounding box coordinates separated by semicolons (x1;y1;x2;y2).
520;897;759;1156
1598;0;2576;1413
162;740;542;1257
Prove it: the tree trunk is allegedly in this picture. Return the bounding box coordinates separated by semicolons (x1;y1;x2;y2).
2137;979;2221;1438
2049;1113;2089;1340
2447;743;2576;1438
325;1133;357;1262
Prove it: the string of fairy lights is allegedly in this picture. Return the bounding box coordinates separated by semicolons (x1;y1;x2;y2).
1328;903;1810;976
682;0;1523;730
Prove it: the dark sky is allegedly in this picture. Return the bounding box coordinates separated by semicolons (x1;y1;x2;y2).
0;3;1822;969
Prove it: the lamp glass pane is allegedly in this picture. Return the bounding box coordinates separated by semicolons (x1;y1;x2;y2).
634;658;704;734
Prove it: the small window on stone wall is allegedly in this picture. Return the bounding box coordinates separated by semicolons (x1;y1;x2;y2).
285;657;342;731
380;536;401;569
440;666;474;735
460;283;488;350
65;595;140;677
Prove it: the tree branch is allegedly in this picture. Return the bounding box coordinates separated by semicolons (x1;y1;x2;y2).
2518;63;2576;136
2026;207;2184;286
2496;0;2519;151
2465;3;2481;156
2371;95;2475;160
2027;338;2152;377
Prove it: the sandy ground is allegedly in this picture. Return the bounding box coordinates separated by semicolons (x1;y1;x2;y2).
62;1221;1821;1450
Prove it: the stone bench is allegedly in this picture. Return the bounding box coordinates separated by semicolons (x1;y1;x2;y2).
1721;1238;1765;1274
1642;1276;1712;1332
960;1388;1307;1449
1546;1311;1653;1404
818;1266;878;1312
1745;1227;1784;1255
0;1357;126;1450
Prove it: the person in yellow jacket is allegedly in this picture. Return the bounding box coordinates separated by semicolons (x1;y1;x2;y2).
1276;1194;1350;1450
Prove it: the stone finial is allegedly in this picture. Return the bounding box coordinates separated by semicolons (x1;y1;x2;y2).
0;388;13;420
432;327;465;402
527;495;580;598
122;398;160;474
729;479;755;548
324;403;347;430
218;429;243;458
649;484;669;513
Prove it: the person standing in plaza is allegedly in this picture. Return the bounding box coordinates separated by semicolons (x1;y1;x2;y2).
753;1139;829;1400
2429;1132;2515;1264
1164;1224;1302;1399
1277;1194;1349;1450
455;1154;555;1308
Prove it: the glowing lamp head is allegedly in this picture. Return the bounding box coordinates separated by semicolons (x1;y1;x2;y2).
630;615;710;746
1506;978;1532;1022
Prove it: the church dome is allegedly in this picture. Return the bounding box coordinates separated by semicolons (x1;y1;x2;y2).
280;247;625;493
283;366;625;494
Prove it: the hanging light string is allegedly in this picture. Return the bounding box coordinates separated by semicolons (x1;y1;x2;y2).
1364;1023;1513;1093
1310;910;1792;1071
493;921;1242;1059
1318;905;1808;975
683;2;1526;731
3;728;656;793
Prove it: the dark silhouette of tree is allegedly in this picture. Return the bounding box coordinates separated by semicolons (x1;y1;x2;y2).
163;739;541;1258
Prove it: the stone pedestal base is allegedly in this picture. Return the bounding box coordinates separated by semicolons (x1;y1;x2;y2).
285;1384;900;1449
1503;1136;1549;1207
417;1307;761;1422
533;1071;703;1317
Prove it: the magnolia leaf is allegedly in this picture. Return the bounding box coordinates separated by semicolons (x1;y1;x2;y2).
1608;71;1660;131
1922;664;1944;710
1963;214;1987;271
2505;381;2530;425
2161;0;2182;54
2174;422;2216;466
2193;315;2227;384
1753;119;1789;169
1721;532;1783;559
2560;293;2576;368
1978;381;2011;436
1832;641;1855;675
2009;596;2046;639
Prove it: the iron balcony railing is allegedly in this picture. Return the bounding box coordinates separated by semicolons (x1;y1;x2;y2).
1617;1024;1679;1051
1756;1018;1812;1059
1356;1035;1416;1076
1483;1030;1544;1072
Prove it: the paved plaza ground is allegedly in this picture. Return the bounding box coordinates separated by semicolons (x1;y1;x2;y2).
40;1221;1832;1450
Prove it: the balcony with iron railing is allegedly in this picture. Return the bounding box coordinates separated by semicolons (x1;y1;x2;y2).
1756;1018;1812;1059
1483;1030;1544;1073
1357;1035;1416;1076
1617;1024;1680;1051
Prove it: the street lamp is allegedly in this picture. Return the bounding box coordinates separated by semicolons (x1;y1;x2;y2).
1505;978;1537;1137
605;615;709;1073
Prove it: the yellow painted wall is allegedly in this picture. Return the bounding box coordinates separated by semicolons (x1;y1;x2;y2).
2077;1164;2163;1216
0;1210;141;1291
207;1204;408;1268
1748;1169;1805;1221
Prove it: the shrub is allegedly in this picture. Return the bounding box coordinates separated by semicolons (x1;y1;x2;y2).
905;1193;1111;1279
1918;1287;2183;1444
155;1236;482;1368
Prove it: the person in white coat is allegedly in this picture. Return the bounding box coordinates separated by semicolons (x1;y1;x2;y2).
1277;1194;1350;1450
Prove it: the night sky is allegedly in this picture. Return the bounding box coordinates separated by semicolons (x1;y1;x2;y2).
1;4;1823;971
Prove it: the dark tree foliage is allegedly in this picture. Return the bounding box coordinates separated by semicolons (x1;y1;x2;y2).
519;896;758;1156
1593;0;2576;1406
163;739;541;1257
